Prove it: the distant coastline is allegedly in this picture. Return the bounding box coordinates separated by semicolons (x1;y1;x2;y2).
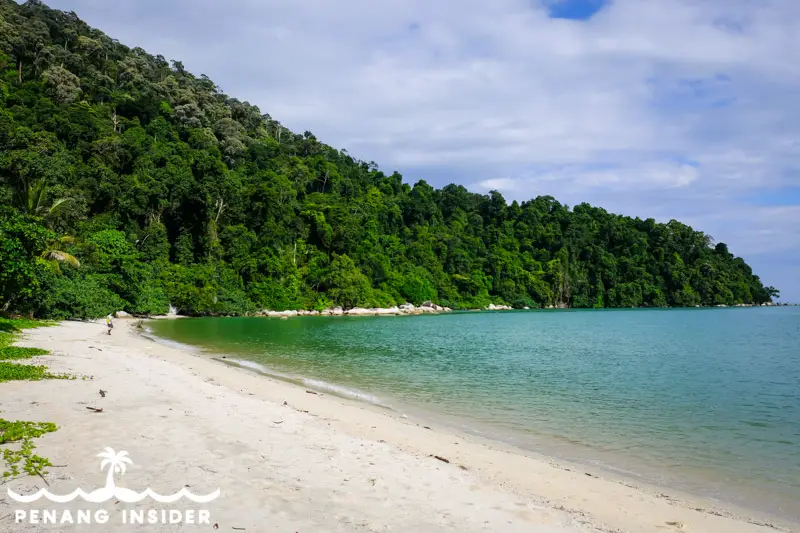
127;299;790;320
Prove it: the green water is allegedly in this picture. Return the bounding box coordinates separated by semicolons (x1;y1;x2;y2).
148;308;800;520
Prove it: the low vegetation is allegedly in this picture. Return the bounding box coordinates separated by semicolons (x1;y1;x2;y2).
0;317;59;479
0;419;57;480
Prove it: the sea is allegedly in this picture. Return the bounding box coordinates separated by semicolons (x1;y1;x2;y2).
147;307;800;521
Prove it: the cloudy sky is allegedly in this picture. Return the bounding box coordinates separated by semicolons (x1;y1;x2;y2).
41;0;800;300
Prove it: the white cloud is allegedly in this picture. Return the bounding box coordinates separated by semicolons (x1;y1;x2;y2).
37;0;800;299
476;178;524;192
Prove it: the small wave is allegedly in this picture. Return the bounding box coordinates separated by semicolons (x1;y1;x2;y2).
140;328;200;353
216;358;388;407
300;377;383;404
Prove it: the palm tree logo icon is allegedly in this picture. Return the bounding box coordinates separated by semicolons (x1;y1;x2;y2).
99;448;132;489
7;447;220;503
96;448;139;501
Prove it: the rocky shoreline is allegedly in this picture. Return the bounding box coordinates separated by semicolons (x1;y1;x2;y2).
259;301;452;318
114;301;784;320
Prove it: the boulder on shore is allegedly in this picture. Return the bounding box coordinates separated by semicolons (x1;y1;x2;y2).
345;307;373;316
115;310;131;318
419;301;446;313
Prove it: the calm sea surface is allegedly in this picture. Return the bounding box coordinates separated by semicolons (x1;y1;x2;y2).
148;308;800;520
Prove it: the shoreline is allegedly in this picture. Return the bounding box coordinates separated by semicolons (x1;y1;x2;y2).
0;319;795;532
144;318;800;527
149;303;790;321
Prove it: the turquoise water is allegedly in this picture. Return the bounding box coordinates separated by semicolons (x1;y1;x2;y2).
148;308;800;520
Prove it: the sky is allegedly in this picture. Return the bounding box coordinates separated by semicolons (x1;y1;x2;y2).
37;0;800;301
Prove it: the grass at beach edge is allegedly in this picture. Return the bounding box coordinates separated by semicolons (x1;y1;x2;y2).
0;317;61;481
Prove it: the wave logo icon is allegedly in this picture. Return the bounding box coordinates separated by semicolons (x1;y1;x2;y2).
7;447;220;504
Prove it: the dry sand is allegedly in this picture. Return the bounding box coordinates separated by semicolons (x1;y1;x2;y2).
0;320;795;533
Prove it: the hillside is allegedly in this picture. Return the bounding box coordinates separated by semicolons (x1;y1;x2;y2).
0;0;778;317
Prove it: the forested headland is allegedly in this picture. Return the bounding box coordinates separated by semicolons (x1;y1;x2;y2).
0;0;779;318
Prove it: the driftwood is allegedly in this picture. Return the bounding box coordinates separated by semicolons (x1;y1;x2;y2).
85;406;103;413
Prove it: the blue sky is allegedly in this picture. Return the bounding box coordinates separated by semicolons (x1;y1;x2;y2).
38;0;800;301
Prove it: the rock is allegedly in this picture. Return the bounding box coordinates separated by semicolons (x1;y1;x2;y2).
374;307;401;315
420;301;444;312
523;306;530;310
265;310;298;317
399;302;415;311
487;303;512;311
114;310;131;318
346;307;374;316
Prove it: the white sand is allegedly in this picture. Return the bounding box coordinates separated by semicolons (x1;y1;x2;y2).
0;320;794;533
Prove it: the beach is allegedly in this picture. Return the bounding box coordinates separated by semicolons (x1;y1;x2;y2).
0;320;794;533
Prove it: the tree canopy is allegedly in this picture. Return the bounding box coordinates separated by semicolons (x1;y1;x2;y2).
0;0;779;317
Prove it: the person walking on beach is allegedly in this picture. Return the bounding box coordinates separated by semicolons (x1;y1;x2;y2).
105;314;113;335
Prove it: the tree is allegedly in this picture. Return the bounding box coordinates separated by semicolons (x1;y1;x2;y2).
0;208;51;312
323;254;372;309
42;65;81;104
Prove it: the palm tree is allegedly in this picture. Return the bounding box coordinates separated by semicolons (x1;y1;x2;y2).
14;177;72;220
41;235;80;273
13;177;80;271
98;448;132;492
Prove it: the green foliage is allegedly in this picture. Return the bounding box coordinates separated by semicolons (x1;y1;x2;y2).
0;0;778;317
0;317;53;358
0;317;59;478
0;316;47;336
38;273;127;319
0;346;48;359
0;361;72;382
0;420;58;479
0;208;53;312
322;254;374;309
0;420;57;445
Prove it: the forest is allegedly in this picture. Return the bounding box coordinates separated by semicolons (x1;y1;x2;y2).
0;0;779;318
